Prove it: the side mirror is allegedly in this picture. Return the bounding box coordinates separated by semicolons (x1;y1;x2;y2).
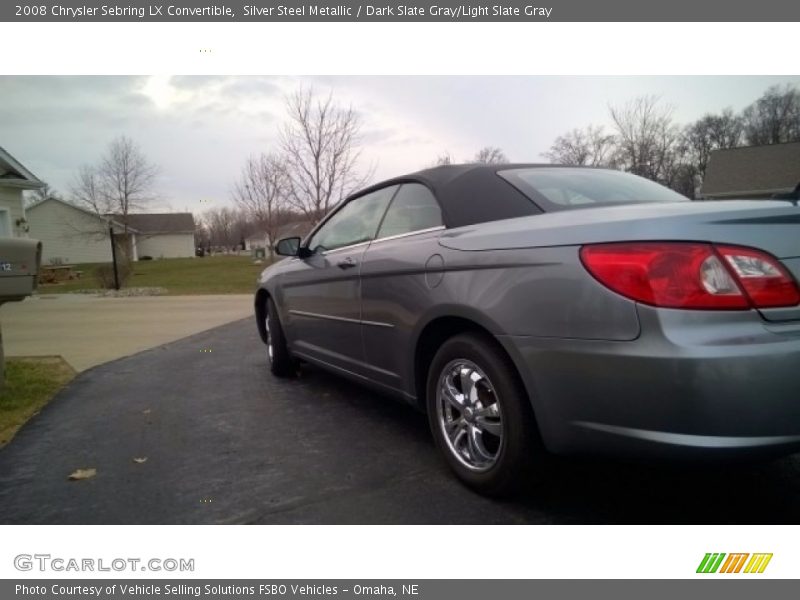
274;237;301;257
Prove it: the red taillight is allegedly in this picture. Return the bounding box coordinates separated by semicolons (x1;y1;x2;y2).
715;245;800;308
580;242;800;310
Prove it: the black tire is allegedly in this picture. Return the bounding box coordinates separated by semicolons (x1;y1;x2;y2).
426;332;545;496
265;297;295;377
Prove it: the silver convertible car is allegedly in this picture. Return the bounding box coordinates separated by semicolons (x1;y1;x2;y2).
255;164;800;495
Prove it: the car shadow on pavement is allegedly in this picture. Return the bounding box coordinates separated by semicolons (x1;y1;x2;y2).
294;364;800;525
511;456;799;524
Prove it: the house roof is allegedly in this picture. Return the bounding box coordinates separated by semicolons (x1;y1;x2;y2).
0;145;45;190
701;142;800;198
114;213;195;234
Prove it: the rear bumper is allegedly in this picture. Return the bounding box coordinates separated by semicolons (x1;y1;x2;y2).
501;306;800;459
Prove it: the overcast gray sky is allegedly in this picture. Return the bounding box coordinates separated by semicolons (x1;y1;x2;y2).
2;75;799;213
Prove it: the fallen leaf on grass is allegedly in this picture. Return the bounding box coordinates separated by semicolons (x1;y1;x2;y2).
132;457;148;464
68;468;96;481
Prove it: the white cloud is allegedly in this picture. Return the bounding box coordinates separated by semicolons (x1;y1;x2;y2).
1;75;798;213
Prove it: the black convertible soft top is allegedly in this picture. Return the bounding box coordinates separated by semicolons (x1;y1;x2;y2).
350;163;573;228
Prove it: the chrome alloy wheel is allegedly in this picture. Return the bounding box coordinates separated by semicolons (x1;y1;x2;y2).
265;311;274;363
436;359;504;472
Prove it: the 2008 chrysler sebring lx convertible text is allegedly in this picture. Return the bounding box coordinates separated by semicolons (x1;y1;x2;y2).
254;164;800;495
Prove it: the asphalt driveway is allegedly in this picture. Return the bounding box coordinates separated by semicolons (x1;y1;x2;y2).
1;317;800;524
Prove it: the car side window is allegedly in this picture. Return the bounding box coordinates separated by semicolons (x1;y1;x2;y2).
376;183;443;239
307;186;398;254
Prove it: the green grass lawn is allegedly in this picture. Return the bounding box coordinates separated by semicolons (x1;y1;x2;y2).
0;357;76;447
38;255;272;295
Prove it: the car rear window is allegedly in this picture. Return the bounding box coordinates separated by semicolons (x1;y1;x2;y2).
498;168;688;211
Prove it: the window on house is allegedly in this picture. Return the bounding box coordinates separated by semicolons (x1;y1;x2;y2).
0;209;12;237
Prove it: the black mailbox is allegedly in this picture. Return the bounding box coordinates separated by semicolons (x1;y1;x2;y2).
0;238;42;304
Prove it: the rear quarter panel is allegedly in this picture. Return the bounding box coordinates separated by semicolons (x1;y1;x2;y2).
361;237;641;399
434;245;641;340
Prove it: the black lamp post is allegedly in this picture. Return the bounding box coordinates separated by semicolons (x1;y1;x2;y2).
109;223;120;291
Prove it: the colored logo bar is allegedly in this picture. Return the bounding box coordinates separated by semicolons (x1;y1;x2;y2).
697;553;773;574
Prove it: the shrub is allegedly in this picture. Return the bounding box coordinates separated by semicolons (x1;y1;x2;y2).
93;262;132;289
139;255;153;261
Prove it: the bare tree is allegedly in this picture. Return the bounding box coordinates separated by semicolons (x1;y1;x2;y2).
543;125;616;166
708;108;745;148
100;136;159;226
203;207;239;250
231;153;288;258
201;207;254;252
69;136;159;260
659;155;697;199
58;165;110;246
473;146;509;164
194;220;210;252
433;151;454;166
609;95;683;184
231;209;252;251
72;136;158;224
280;88;372;224
25;181;60;207
680;108;744;196
742;84;800;145
70;165;103;215
431;147;507;167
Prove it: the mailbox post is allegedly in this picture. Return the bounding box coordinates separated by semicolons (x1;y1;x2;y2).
0;238;42;391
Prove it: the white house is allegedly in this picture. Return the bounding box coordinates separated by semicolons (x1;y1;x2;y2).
26;198;134;264
0;146;44;238
27;199;196;264
121;213;196;259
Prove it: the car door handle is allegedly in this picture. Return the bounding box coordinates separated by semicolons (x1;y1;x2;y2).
337;258;357;270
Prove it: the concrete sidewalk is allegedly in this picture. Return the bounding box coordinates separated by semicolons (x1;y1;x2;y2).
0;294;253;372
